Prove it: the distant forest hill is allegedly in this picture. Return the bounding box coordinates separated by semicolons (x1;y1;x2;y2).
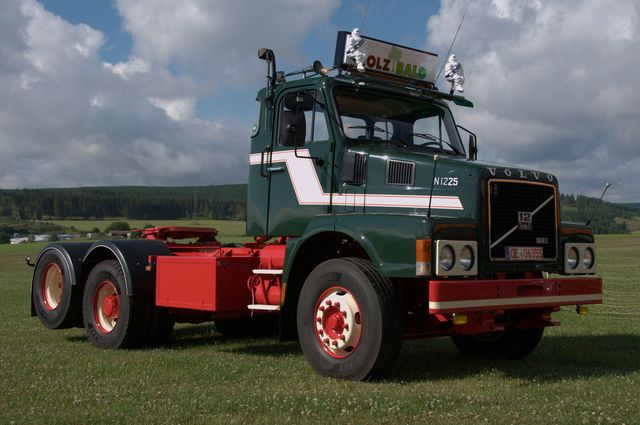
0;185;637;233
559;194;636;234
0;185;247;221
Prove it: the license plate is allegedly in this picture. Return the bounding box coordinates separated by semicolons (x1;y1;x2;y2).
505;246;544;260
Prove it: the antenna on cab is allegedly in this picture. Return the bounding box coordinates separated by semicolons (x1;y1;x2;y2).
427;154;440;219
586;181;612;226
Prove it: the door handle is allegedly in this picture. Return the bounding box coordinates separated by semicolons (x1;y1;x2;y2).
267;166;284;173
260;147;271;179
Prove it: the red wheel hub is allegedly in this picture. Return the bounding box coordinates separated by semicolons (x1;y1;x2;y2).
314;287;362;358
322;305;346;339
40;262;63;311
93;280;120;333
101;295;119;318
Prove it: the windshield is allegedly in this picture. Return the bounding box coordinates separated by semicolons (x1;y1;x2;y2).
334;87;464;155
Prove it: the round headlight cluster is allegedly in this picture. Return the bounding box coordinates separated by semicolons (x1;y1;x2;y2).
582;247;594;269
439;245;455;271
567;247;579;270
459;245;475;271
438;242;476;275
565;244;596;273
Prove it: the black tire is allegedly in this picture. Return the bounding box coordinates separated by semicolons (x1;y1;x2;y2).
451;327;544;359
32;250;82;329
296;258;402;380
146;307;175;346
82;260;152;349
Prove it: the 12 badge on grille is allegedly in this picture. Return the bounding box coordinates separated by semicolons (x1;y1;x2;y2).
517;211;533;231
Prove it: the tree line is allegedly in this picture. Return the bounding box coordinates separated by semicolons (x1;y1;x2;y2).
0;186;636;234
559;193;634;234
0;185;247;221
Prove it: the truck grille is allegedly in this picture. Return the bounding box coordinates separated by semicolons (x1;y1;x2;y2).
488;180;557;261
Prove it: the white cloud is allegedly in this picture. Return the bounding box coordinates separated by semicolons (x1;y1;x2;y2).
148;97;196;122
0;0;339;189
427;0;640;201
2;0;638;205
115;0;340;86
103;57;150;80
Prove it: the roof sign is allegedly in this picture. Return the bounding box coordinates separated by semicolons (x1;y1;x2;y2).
334;30;438;85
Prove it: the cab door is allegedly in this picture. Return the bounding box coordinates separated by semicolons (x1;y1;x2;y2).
247;97;272;236
266;88;334;236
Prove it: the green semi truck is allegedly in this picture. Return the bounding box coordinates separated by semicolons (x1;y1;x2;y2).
31;33;602;380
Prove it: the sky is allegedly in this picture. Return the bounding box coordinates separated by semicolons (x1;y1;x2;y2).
0;0;638;202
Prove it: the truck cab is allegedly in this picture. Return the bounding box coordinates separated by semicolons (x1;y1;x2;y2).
244;35;601;378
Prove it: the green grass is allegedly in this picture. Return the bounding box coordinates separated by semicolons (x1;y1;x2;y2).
615;215;640;232
1;235;639;424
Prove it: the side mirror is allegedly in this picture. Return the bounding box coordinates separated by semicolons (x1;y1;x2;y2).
468;134;478;161
258;48;276;109
456;124;477;161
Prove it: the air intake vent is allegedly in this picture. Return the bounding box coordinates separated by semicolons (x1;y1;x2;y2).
386;160;415;185
342;151;367;184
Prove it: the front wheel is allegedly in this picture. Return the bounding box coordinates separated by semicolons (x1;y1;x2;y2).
451;327;544;359
297;258;402;380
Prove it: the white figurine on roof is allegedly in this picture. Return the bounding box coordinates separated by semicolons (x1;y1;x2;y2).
444;54;465;93
345;27;366;72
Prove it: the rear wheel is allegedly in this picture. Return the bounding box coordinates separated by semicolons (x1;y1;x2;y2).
32;250;82;329
451;327;544;359
297;258;402;380
82;260;151;349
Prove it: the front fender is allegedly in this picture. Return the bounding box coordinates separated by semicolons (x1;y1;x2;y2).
283;214;432;280
334;214;431;277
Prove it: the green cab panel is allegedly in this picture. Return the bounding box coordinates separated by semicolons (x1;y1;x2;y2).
282;214;433;280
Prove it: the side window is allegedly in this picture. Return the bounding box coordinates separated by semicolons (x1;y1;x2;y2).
251;98;261;138
304;102;329;143
278;89;329;146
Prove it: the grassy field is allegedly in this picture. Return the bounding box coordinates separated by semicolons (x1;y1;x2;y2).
615;216;640;232
1;233;638;424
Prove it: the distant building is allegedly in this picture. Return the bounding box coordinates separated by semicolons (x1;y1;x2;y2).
109;230;133;239
58;234;81;241
10;237;29;245
33;235;50;242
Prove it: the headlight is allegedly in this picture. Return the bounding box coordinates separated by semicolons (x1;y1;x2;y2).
439;245;455;271
435;240;477;276
582;247;594;269
564;243;597;274
459;245;474;271
567;247;579;269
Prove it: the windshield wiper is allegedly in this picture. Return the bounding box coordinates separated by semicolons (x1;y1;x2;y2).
348;124;399;144
348;125;386;133
412;132;461;154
